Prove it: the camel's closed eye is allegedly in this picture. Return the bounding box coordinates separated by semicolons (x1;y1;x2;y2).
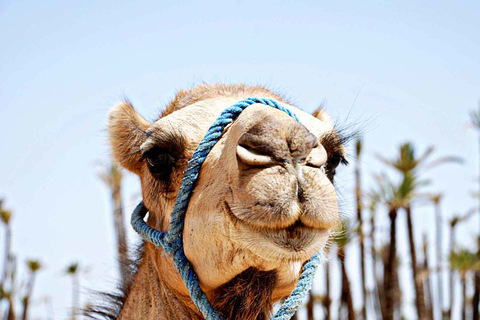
141;147;176;184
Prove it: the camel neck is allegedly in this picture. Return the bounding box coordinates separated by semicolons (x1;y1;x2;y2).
119;242;204;320
117;241;289;320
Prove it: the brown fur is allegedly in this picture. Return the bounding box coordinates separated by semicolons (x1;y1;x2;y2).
84;244;144;320
211;268;277;320
108;101;150;174
312;107;328;123
161;83;289;118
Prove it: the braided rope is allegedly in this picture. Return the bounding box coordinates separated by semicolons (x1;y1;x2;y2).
131;97;326;320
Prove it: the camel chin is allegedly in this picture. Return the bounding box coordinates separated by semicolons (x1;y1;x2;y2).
237;220;330;263
224;201;330;263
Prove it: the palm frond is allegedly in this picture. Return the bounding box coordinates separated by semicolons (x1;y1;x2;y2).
66;263;79;275
26;260;42;272
417;145;435;165
449;248;480;273
379;142;461;177
0;208;12;225
332;220;354;248
424;156;463;171
450;207;478;227
98;162;123;189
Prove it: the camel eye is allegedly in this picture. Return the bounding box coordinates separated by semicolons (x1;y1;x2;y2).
325;153;347;181
327;155;341;170
143;147;176;183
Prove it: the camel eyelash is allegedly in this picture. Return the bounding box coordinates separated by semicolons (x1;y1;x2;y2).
320;131;348;166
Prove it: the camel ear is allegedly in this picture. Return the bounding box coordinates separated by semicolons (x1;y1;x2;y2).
108;101;150;174
312;107;333;126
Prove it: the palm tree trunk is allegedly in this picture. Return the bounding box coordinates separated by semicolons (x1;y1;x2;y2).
7;297;16;320
461;274;467;320
324;248;331;320
393;255;402;318
22;295;30;320
473;237;480;320
44;297;54;320
474;134;480;320
338;246;356;320
370;206;384;320
385;208;398;320
434;199;446;320
422;235;434;320
405;205;427;320
2;226;11;285
354;142;367;320
378;248;388;320
72;274;79;320
6;255;17;320
447;224;456;319
21;272;37;320
112;185;129;284
306;293;314;320
1;226;12;316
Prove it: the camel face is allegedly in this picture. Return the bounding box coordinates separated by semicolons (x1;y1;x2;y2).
109;85;344;297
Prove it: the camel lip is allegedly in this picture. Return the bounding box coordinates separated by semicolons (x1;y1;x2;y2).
223;201;329;258
222;201;325;234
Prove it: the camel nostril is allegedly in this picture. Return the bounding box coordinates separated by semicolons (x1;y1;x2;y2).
236;130;289;167
237;114;323;168
236;144;276;167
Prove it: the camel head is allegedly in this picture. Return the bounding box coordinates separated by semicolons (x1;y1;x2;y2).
108;84;346;319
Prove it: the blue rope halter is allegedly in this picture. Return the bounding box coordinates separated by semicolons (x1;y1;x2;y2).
131;97;326;320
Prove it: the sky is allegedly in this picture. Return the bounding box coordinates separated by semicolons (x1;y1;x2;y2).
1;1;479;319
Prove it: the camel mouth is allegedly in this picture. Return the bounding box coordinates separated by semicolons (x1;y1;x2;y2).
223;201;328;258
258;220;326;252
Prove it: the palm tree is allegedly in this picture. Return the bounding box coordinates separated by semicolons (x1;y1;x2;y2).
1;200;12;287
447;209;476;319
322;245;332;320
21;259;42;320
99;162;129;285
449;248;480;320
306;292;314;320
42;296;54;320
333;221;356;320
468;103;480;320
422;235;434;320
367;199;383;320
380;244;402;319
65;262;80;320
429;193;447;320
291;311;299;320
378;142;461;320
354;139;367;320
1;200;16;320
373;173;416;320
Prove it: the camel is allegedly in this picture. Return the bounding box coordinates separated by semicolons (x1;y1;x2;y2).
96;84;347;320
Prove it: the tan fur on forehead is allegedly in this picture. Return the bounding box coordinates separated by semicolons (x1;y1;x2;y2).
160;83;289;118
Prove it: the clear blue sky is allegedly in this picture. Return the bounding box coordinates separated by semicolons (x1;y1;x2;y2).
1;1;479;319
